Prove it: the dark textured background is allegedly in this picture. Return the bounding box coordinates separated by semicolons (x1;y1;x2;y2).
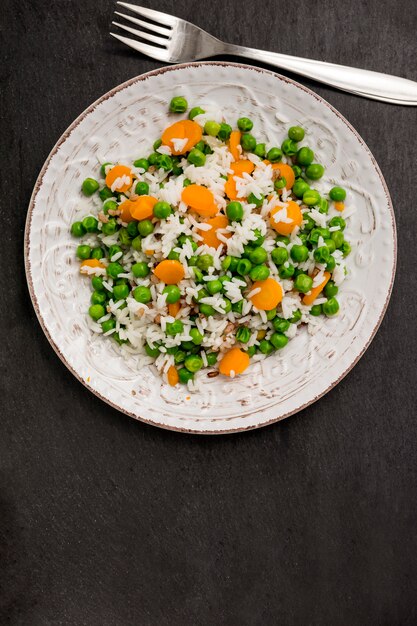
1;0;417;624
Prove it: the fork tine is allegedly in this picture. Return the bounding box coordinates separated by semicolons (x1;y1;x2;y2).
116;2;175;27
112;21;169;47
110;32;171;62
114;11;170;37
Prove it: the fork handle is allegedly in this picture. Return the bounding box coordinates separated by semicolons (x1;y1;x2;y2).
224;44;417;105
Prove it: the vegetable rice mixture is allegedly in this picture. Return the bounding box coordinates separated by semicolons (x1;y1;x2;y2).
71;95;352;390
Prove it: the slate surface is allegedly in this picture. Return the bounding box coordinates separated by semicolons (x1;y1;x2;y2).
1;0;417;623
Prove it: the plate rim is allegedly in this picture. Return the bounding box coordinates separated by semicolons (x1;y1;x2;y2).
24;60;397;435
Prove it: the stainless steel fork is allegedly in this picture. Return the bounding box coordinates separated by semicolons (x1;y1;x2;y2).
110;2;417;106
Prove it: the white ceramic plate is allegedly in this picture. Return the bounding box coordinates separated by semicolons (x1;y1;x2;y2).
25;62;396;434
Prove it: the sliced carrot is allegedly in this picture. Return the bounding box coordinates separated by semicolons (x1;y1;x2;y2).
161;120;202;155
105;165;133;193
181;184;218;217
334;201;345;212
230;159;255;176
129;195;158;221
153;259;185;284
118;199;136;223
167;365;179;386
302;272;331;306
80;258;105;273
168;301;181;317
229;130;241;161
273;163;295;190
198;215;231;249
270;201;303;235
144;249;154;256
250;278;283;311
224;174;239;200
219;348;250;377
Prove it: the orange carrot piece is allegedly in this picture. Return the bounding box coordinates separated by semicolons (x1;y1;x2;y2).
167;366;179;386
224;174;239;200
249;278;283;311
181;184;218;217
270;201;303;235
80;258;105;272
105;165;133;193
219;348;250;377
118;199;136;223
161;120;202;155
198;215;231;249
272;163;295;190
334;201;345;212
229;130;241;161
129;196;157;221
230;159;255;176
144;249;154;256
153;259;185;284
302;272;331;306
168;301;181;317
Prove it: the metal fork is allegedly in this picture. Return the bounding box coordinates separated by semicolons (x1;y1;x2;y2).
111;2;417;106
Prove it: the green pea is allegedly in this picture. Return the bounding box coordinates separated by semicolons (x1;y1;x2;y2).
91;247;105;260
329;216;346;231
71;221;86;237
303;189;321;206
193;141;205;153
133;286;151;303
302;214;315;232
266;308;277;321
105;262;122;279
99;186;113;202
296;146;314;166
248;247;268;265
148;152;159;166
188;148;206;167
218;275;230;285
248;229;265;248
232;300;244;314
222;298;232;313
254;143;266;158
207;280;223;295
88;304;105;321
281;139;298;156
109;245;123;260
174;350;186;364
237;117;253;132
163;285;181;304
299;233;309;245
309;227;330;244
183;355;202;372
294;273;313;293
244;346;255;357
91;290;106;305
154;201;172;219
237;258;252;276
278;264;295;279
329;231;343;249
178;368;194;384
190;328;204;345
290;244;309;263
318;198;328;214
309;304;322;316
153;139;162;151
217;123;232;141
323;280;338;298
145;342;161;358
288;126;305;142
276;235;290;245
100;162;112;177
273;317;290;333
82;178;99;196
189;106;205;120
156;154;173;171
271;247;289;265
171;158;183;176
290;309;302;324
270;332;289;350
188;255;198;267
226;201;244;222
241;133;256;151
184;179;192;188
192;267;204;283
258;339;274;355
101;219;118;236
101;318;116;333
138;220;154;237
292;165;302;178
267;147;283;163
274;178;287;192
91;276;104;292
236;326;251;343
324;238;336;254
199;303;215;316
169;96;187;113
103;200;118;214
326;256;336;272
118;228;131;246
306;163;325;180
166;320;184;336
82;216;98;233
292;179;309;198
113;283;129;300
329;186;346;202
133;158;149;171
181;341;196;350
206;352;218;366
135;181;149;196
131;262;149;278
76;245;91;260
225;256;239;273
196;254;213;271
323;297;339;317
247;192;264;208
204;120;221;136
131;236;142;251
249;265;270;281
167;250;180;261
314;246;330;264
342;241;351;257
